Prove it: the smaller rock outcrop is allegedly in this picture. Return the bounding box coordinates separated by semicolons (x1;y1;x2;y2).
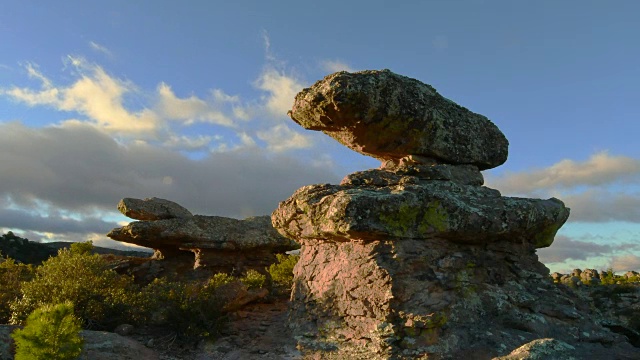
107;198;297;276
117;197;193;221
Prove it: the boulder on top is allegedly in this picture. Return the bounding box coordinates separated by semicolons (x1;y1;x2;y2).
288;69;509;170
117;197;193;221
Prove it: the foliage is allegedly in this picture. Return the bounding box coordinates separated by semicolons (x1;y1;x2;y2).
240;269;267;290
267;253;299;287
11;302;84;360
139;277;227;339
69;241;94;255
10;242;138;329
600;268;616;285
0;257;34;323
206;272;235;288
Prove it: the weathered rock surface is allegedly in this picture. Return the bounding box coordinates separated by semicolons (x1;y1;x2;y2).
273;172;568;248
109;215;295;251
280;209;640;359
117;197;193;220
272;70;639;358
288;69;509;170
78;330;159;360
108;199;297;275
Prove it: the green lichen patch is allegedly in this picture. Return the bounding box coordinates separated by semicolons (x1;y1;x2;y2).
378;202;421;237
417;201;449;234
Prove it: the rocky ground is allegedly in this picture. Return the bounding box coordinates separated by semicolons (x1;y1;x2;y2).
130;298;301;360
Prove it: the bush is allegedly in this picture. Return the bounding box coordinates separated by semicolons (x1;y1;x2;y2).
139;277;226;339
207;272;235;288
11;302;84;360
240;270;267;290
0;256;34;323
267;253;299;287
10;242;138;329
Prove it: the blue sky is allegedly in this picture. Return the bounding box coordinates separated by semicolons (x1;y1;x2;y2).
1;1;639;273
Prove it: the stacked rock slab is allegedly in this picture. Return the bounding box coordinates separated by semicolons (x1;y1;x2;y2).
272;70;640;359
108;197;297;275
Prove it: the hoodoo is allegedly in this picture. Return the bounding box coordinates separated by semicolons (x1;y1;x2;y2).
272;70;640;359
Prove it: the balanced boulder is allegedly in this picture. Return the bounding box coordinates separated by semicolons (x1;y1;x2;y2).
288;69;509;170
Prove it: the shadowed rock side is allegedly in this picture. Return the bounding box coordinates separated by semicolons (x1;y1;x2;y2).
272;70;640;359
107;197;297;275
288;69;509;170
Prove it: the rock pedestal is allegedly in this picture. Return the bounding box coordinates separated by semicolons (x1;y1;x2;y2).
272;70;640;359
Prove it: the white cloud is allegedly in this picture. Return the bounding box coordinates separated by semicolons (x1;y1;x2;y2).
3;57;160;135
254;67;305;118
561;190;640;223
538;235;615;263
488;151;640;195
89;41;113;57
320;60;355;73
262;29;276;63
538;235;640;272
156;83;235;126
610;254;640;272
0;121;339;220
257;123;312;152
485;151;640;224
162;134;213;151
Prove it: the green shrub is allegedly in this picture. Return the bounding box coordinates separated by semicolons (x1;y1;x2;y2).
139;278;225;339
0;257;34;323
11;302;84;360
207;272;235;288
600;268;618;285
69;241;93;255
267;253;299;287
240;270;267;290
10;242;138;329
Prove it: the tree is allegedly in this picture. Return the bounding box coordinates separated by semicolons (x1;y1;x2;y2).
10;242;138;328
11;302;84;360
0;257;34;323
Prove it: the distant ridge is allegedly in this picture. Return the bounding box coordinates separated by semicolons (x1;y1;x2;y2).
1;231;151;265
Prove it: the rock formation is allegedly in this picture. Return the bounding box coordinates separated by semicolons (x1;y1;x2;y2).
288;69;508;170
272;70;640;359
107;197;297;276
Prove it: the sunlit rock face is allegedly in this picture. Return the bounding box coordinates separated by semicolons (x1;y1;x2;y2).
273;70;640;359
